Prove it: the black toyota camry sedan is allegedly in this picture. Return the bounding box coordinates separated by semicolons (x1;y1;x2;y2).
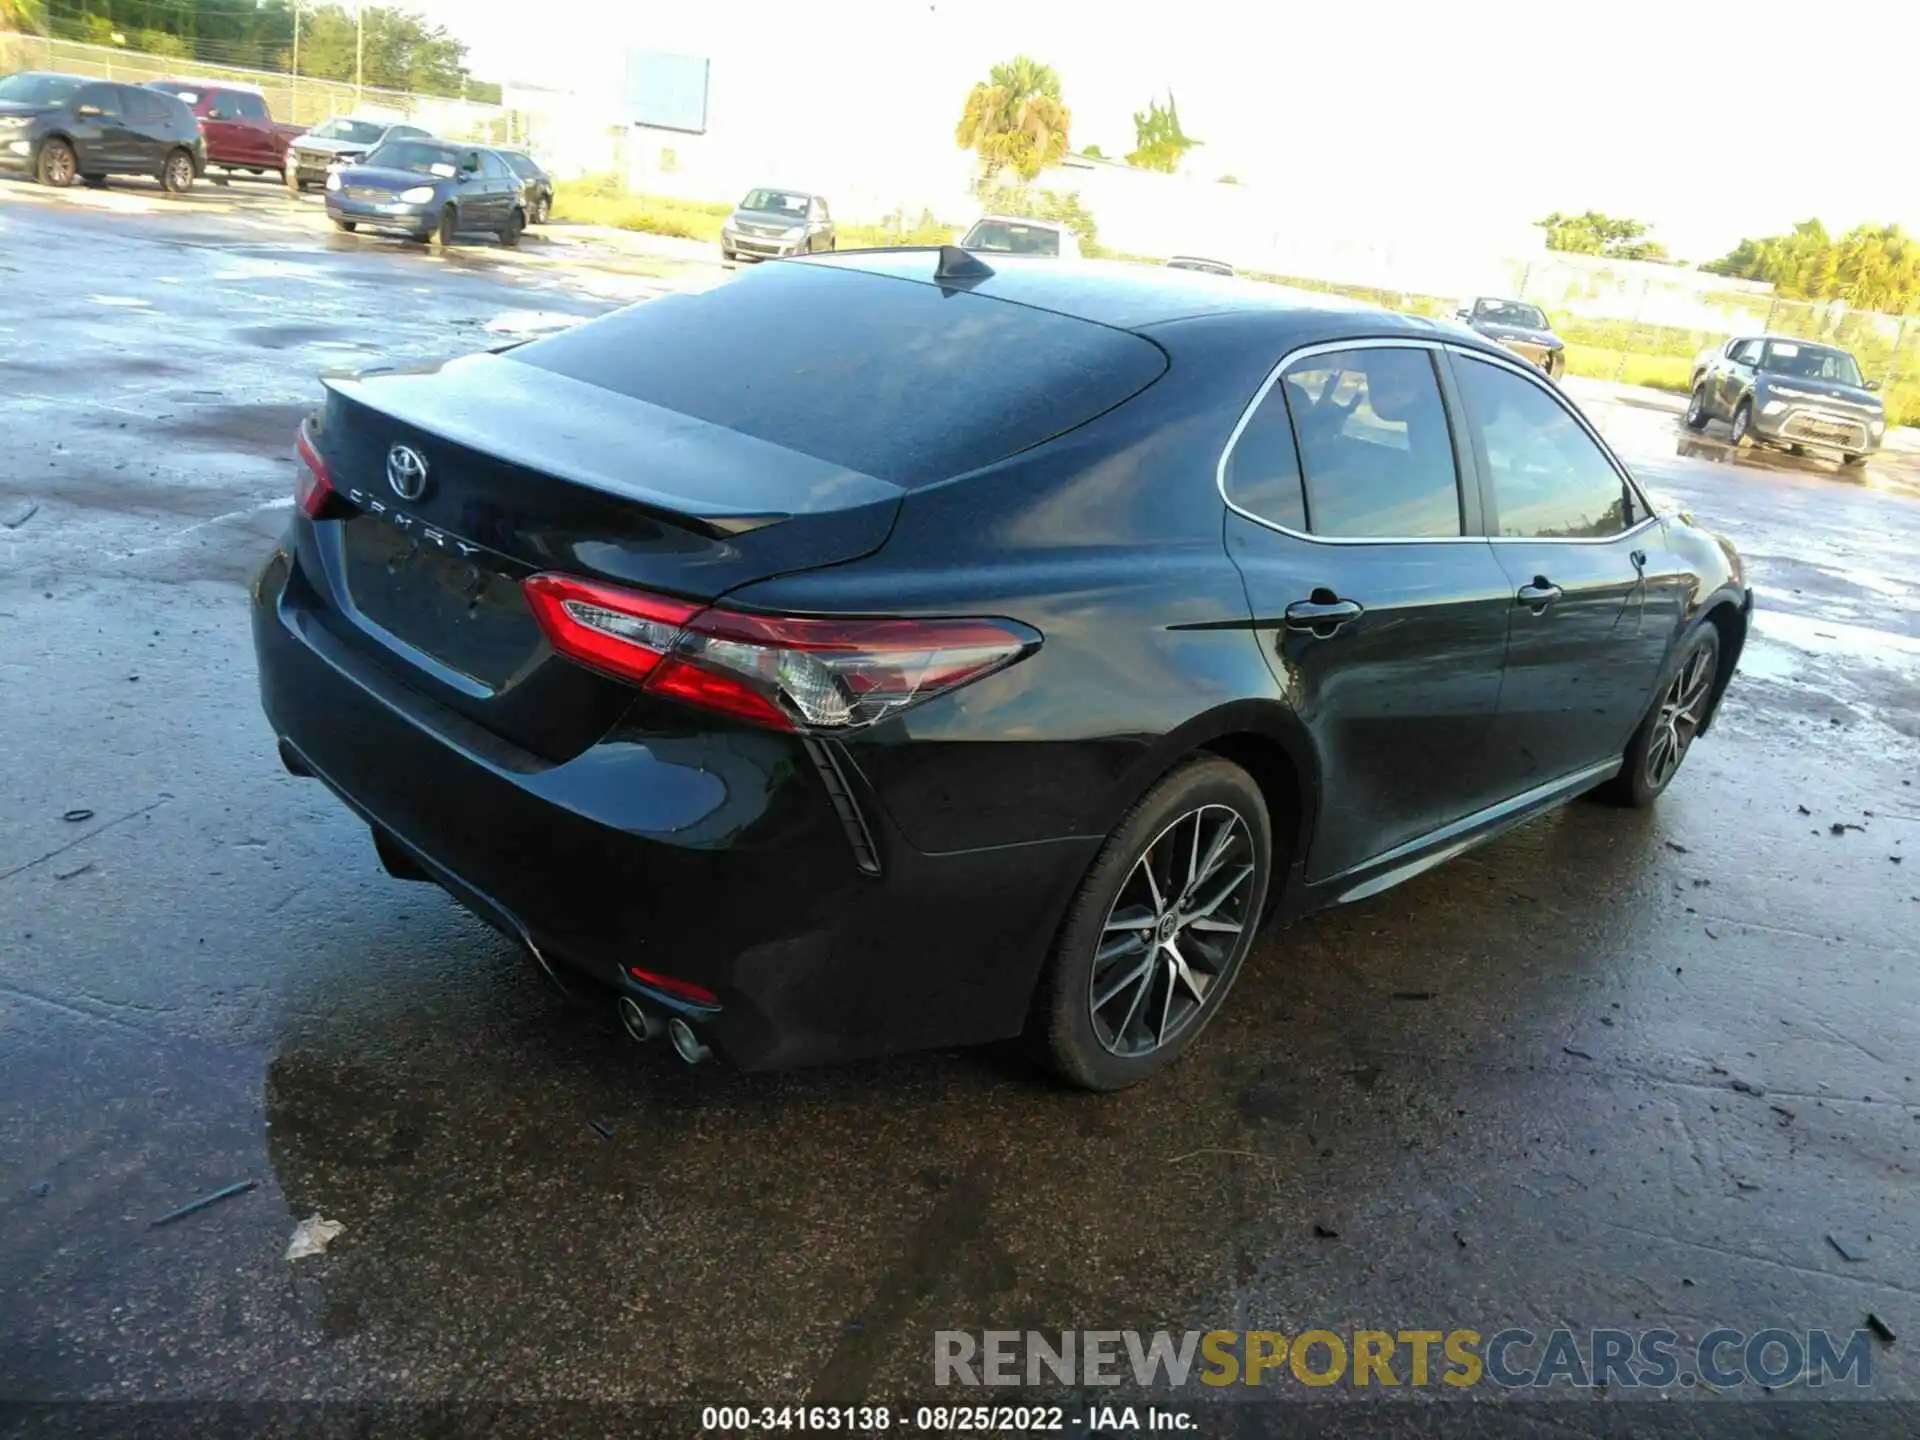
253;249;1751;1089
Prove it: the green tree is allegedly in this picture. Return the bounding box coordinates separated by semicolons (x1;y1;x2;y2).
955;55;1071;184
1537;210;1669;262
1706;220;1920;313
1126;90;1199;173
1;0;47;34
1080;143;1105;159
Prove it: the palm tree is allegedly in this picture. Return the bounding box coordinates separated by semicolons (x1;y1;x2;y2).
954;55;1071;185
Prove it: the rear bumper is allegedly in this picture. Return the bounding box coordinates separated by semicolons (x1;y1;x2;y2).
251;542;1093;1070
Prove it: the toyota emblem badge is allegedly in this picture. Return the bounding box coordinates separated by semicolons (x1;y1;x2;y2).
386;444;429;501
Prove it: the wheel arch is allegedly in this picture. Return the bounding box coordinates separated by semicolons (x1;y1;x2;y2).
1099;700;1320;914
1695;588;1750;736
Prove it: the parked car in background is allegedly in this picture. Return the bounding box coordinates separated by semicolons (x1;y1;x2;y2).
1167;256;1234;276
496;148;553;225
959;214;1082;259
256;251;1750;1091
720;187;836;262
143;79;303;180
286;115;431;191
0;73;203;192
1687;335;1885;466
325;138;528;248
1455;297;1566;379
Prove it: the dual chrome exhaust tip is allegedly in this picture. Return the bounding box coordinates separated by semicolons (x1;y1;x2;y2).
616;994;711;1065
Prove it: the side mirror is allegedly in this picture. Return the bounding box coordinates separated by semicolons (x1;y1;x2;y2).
1454;308;1471;321
1866;379;1882;392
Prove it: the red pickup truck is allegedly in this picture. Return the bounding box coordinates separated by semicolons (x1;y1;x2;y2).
142;79;305;179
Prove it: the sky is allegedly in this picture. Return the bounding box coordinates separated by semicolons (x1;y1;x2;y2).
414;0;1920;262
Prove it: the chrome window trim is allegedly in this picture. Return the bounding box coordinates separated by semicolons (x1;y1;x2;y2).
1216;335;1659;547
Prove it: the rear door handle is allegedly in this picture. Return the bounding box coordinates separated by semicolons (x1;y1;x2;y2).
1517;578;1563;612
1284;597;1364;634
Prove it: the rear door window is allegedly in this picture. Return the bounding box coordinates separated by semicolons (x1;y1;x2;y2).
511;262;1168;487
122;87;167;123
1222;381;1307;531
1283;347;1463;538
235;91;268;121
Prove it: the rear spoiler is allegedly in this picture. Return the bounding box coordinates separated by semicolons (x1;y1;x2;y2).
323;352;902;539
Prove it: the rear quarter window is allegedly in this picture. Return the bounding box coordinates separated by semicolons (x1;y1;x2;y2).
510;263;1169;487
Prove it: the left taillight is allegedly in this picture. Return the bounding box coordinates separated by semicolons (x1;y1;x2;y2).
523;572;1040;732
293;419;337;519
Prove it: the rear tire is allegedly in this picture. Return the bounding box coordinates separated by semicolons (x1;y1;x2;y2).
1595;625;1722;808
499;207;525;248
161;148;195;195
432;204;457;248
530;194;550;225
1684;384;1709;431
1032;757;1271;1091
36;138;77;188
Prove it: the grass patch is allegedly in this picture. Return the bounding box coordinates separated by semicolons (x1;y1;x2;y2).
551;177;730;241
1560;346;1693;393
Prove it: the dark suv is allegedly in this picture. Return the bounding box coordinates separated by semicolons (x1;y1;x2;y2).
0;72;203;192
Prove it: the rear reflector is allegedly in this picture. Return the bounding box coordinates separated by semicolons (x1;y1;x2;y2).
293;420;337;519
524;572;1039;731
627;966;719;1005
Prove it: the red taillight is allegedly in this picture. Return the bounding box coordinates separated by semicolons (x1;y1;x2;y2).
523;572;1039;732
627;966;719;1005
522;575;698;684
294;422;336;518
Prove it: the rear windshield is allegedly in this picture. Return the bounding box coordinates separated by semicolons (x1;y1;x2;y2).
510;263;1167;487
963;220;1062;257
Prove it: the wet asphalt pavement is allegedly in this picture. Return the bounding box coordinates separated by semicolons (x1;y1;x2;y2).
3;178;1919;1435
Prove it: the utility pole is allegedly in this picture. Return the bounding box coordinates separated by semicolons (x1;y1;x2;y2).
355;3;364;104
291;3;300;122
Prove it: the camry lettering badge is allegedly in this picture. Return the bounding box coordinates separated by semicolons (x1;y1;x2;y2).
386;444;429;501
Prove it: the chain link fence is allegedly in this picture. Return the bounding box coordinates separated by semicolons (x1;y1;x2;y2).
1;30;529;145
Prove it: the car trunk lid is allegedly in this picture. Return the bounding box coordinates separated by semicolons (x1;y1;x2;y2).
306;352;903;760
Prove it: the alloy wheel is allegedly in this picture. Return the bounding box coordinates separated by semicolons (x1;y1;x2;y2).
166;153;193;192
40;141;75;186
1686;388;1703;426
1645;645;1716;789
1731;405;1750;446
1089;804;1255;1057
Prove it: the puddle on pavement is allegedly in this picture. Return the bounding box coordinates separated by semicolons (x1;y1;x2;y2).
232;322;353;350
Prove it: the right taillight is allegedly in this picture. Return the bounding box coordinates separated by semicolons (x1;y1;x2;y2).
524;572;1040;732
293;419;337;518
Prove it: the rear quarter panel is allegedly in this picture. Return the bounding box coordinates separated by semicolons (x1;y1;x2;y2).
724;338;1306;857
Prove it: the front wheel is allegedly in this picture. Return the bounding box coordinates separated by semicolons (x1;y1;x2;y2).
1730;400;1754;448
36;138;77;188
431;204;457;248
530;194;550;225
1842;451;1870;468
331;217;357;232
161;149;195;195
1684;384;1709;431
1597;625;1722;808
1032;756;1272;1091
